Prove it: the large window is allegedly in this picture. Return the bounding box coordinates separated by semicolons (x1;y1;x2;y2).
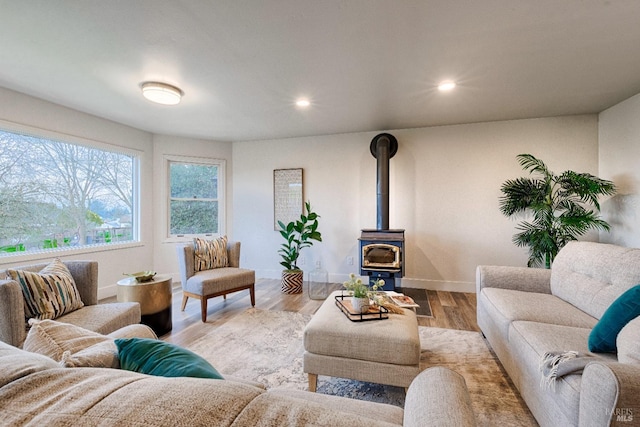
0;128;138;256
167;156;224;238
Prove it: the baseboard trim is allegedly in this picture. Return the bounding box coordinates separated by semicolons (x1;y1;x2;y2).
254;269;475;293
397;278;476;293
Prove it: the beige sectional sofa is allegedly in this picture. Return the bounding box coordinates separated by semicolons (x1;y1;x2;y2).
0;260;141;347
0;339;476;426
477;241;640;427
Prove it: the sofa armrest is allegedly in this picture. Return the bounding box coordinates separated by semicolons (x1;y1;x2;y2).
227;241;241;268
476;265;552;294
580;361;640;427
0;279;27;347
404;367;476;427
64;261;99;306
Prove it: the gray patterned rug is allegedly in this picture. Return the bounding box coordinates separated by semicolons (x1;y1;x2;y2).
186;308;537;427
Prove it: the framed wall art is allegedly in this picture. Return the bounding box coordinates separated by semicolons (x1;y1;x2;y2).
274;168;303;230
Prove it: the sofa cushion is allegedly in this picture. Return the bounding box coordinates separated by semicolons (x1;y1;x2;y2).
7;258;84;320
0;341;59;389
617;316;640;365
588;285;640;353
550;242;640;319
0;359;263;426
508;321;616;423
193;235;229;271
185;267;255;295
233;392;400;427
115;337;224;379
56;302;141;335
268;388;404;425
479;287;597;339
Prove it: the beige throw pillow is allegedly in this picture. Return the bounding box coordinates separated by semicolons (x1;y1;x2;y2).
8;258;84;320
193;235;229;271
23;319;118;368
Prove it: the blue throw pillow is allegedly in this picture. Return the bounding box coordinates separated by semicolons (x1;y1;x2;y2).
115;338;224;379
588;285;640;353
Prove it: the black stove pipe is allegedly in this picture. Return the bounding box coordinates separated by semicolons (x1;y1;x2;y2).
370;133;398;230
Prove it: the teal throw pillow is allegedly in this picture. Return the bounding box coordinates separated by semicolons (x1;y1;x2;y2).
588;285;640;353
115;338;224;379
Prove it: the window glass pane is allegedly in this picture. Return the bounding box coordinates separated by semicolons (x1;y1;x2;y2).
170;163;218;199
0;129;136;255
168;158;223;238
170;200;218;235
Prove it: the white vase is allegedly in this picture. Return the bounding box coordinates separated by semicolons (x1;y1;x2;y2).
351;296;370;313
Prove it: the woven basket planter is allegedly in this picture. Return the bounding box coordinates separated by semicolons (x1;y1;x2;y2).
281;270;303;294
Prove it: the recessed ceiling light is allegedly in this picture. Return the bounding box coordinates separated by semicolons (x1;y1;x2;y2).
295;99;311;108
140;81;183;105
437;81;456;91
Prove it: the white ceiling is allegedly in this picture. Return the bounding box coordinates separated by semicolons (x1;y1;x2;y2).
1;1;640;142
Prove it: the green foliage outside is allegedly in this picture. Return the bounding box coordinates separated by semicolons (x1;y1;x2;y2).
169;162;219;235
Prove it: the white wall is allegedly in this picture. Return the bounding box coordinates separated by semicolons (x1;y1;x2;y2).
0;83;609;295
152;134;233;282
0;87;154;298
599;92;640;248
233;115;599;292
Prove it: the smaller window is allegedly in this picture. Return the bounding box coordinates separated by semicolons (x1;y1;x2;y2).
167;156;225;238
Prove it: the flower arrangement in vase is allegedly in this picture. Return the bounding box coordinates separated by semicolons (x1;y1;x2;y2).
343;273;384;313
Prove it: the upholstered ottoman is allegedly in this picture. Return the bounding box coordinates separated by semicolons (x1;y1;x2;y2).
303;291;420;391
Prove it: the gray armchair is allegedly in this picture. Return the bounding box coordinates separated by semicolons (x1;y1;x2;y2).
176;241;255;322
0;260;141;347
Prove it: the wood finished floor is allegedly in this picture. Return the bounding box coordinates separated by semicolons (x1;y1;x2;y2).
116;278;480;346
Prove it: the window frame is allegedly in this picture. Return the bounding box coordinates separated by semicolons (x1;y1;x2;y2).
0;120;142;261
163;154;226;242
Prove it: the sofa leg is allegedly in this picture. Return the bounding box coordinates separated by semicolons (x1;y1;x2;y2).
308;374;317;392
200;297;208;322
250;284;256;306
181;295;188;311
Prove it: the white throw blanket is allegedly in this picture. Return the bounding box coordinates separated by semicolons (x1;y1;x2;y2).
539;351;597;391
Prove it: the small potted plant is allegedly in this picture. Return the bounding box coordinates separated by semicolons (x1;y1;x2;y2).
278;201;322;294
343;273;384;313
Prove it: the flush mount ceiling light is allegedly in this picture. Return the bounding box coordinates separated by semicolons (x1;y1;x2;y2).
437;81;457;91
295;98;311;108
140;82;183;105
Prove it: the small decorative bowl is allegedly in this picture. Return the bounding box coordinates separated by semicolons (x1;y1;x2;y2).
124;271;157;282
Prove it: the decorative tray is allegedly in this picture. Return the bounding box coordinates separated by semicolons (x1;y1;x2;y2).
335;294;389;322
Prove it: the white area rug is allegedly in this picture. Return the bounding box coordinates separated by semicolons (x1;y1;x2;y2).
187;308;537;427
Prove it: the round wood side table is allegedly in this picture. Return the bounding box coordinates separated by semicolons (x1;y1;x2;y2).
117;274;173;336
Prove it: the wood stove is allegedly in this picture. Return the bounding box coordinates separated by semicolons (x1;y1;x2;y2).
359;133;405;291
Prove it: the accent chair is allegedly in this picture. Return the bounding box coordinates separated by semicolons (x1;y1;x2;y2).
176;240;255;322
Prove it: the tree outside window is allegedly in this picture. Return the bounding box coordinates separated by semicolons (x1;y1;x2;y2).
168;157;224;237
0;129;137;255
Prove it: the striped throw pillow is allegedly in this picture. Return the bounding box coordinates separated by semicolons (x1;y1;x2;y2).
8;258;84;320
193;236;229;271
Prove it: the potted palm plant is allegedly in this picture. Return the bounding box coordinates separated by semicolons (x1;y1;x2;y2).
278;201;322;294
499;154;616;268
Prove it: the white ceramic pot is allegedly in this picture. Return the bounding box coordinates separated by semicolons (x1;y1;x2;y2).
351;296;370;313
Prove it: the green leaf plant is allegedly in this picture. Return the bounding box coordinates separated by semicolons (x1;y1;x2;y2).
277;201;322;271
499;154;616;269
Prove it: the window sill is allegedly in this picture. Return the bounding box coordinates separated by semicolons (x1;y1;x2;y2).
0;241;145;267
